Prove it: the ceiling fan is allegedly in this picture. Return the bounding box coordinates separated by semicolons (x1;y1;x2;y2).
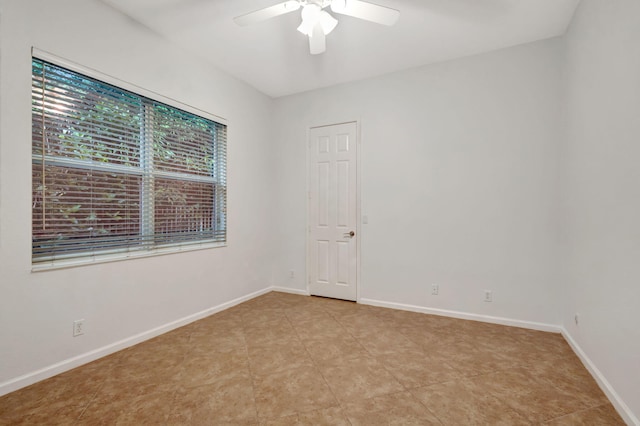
234;0;400;55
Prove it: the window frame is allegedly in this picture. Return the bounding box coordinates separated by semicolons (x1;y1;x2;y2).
31;48;228;271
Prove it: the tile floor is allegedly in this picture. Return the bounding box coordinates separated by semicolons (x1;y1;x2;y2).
0;292;626;425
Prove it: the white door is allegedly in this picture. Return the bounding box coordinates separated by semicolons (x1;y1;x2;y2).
308;122;358;301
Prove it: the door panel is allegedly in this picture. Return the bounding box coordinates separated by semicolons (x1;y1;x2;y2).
317;162;330;226
317;240;330;283
308;122;358;301
337;160;349;227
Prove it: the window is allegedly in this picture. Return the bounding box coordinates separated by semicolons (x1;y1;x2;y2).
31;57;227;266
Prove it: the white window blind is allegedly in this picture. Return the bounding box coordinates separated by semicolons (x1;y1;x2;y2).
32;58;227;265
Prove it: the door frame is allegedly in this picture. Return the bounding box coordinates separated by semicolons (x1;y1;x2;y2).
306;120;362;302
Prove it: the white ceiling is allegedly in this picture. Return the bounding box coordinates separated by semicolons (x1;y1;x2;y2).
100;0;580;98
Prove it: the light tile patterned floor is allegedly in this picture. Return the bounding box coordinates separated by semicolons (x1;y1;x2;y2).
0;292;626;425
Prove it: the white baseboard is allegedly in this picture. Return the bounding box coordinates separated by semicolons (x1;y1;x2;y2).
270;286;309;296
359;297;637;424
0;286;272;397
3;288;637;426
561;328;639;426
358;298;560;333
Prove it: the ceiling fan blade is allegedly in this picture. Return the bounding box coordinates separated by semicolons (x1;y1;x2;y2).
309;23;326;55
234;0;301;26
330;0;399;26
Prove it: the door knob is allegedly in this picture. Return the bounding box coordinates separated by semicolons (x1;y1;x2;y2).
343;231;355;238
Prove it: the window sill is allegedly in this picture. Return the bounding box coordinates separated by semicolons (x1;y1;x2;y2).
31;242;227;272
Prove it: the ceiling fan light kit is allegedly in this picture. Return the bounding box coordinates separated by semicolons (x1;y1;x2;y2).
234;0;400;55
319;10;339;34
297;9;337;35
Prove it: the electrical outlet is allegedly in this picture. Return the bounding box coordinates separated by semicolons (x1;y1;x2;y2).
484;290;493;302
574;313;579;326
289;270;295;279
431;284;439;295
73;319;85;337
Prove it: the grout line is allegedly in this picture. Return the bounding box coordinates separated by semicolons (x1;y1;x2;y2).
283;301;353;424
75;382;103;422
405;387;446;426
540;403;616;424
240;327;260;423
284;305;334;383
238;296;268;423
